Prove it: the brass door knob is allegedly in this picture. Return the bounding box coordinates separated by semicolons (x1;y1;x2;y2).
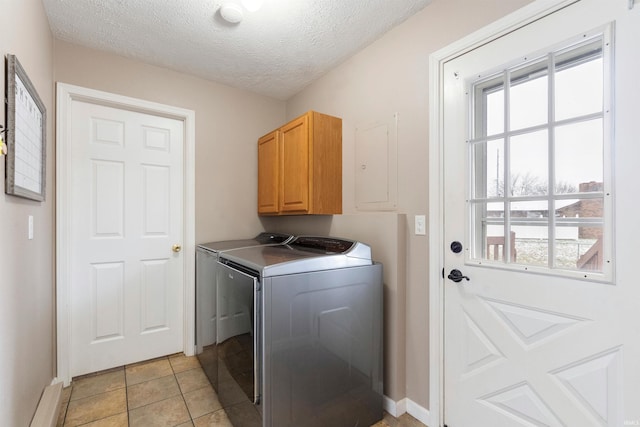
172;244;182;253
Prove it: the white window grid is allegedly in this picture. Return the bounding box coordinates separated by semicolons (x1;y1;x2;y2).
466;28;614;282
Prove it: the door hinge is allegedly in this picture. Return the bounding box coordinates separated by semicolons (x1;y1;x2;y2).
442;267;445;279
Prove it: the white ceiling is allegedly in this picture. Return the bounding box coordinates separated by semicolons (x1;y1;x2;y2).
42;0;432;100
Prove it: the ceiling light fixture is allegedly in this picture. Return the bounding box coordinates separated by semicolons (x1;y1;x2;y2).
220;2;243;24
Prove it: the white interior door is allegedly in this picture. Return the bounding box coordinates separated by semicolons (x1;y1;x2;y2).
443;1;639;426
68;100;184;377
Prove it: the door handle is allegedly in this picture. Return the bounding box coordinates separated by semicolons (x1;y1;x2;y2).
172;244;182;253
448;269;470;283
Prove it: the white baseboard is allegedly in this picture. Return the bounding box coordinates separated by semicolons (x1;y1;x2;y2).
407;399;431;426
383;395;431;426
383;395;406;417
30;379;63;427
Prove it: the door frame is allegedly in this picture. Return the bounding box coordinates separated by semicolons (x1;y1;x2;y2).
427;1;580;425
55;83;196;385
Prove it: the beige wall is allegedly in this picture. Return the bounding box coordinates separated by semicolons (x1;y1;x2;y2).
281;0;533;409
53;40;286;243
0;0;54;424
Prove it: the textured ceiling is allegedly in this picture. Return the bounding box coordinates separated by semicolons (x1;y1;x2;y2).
42;0;432;100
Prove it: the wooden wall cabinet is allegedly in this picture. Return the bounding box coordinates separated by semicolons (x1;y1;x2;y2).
258;111;342;215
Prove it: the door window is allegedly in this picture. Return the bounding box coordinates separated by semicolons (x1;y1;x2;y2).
469;33;611;280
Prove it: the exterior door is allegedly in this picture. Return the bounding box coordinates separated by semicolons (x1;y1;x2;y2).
68;100;184;377
443;1;639;426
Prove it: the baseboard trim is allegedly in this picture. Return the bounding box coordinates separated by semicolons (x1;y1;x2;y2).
383;396;405;417
407;399;431;426
383;395;431;426
30;379;63;427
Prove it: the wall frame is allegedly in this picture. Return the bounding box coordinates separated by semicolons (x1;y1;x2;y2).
5;54;47;201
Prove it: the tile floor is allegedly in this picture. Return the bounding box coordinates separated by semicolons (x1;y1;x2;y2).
57;354;426;427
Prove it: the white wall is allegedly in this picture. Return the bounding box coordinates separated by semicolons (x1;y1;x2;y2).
0;0;55;424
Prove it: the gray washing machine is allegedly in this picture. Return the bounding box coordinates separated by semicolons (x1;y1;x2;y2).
216;236;383;427
195;232;293;388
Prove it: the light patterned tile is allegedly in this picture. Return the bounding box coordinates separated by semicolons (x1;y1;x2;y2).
128;395;191;427
56;401;67;427
183;385;222;419
175;368;210;394
193;409;234;427
127;375;181;409
125;358;173;386
379;412;425;427
71;370;125;401
61;386;72;404
64;389;126;427
58;387;72;426
397;413;426;426
80;412;128;427
169;354;201;373
223;401;262;427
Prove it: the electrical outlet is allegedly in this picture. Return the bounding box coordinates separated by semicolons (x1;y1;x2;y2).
28;215;34;240
415;215;426;235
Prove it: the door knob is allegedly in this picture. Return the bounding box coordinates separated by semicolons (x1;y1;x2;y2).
172;244;182;253
448;269;470;283
450;241;463;253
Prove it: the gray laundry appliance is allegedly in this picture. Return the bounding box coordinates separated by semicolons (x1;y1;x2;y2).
195;232;293;388
216;236;383;427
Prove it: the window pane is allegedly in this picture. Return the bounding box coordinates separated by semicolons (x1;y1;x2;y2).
475;75;505;138
555;41;603;121
472;202;505;262
473;139;504;198
511;200;549;220
510;61;548;131
511;226;549;267
554;119;603;194
554;226;603;272
555;198;604;221
510;201;549;267
510;130;549;196
486;89;504;136
487;201;504;216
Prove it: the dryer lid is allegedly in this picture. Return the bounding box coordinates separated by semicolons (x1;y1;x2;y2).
219;236;373;277
196;232;293;253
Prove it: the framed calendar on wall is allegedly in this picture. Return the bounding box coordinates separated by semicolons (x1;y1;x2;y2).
5;54;46;202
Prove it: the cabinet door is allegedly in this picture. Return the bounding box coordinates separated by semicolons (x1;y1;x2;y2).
257;131;280;214
280;114;309;213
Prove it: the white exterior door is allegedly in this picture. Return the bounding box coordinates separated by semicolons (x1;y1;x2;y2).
443;1;639;426
68;100;184;377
